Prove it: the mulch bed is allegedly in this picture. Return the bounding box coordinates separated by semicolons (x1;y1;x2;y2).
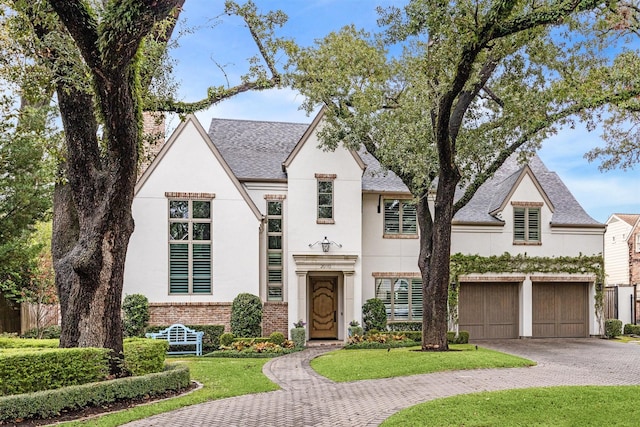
5;382;199;426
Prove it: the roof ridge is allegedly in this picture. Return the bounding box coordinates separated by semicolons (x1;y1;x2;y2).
209;117;310;126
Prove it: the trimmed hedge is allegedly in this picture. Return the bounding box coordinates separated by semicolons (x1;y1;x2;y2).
123;338;169;376
344;340;419;350
605;319;623;338
147;324;225;353
0;337;59;349
447;331;470;344
354;331;469;344
387;322;422;332
624;324;640;335
0;348;110;396
21;325;61;339
230;293;262;337
0;364;190;423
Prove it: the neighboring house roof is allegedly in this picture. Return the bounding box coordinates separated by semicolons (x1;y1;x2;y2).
205;115;600;227
614;214;640;228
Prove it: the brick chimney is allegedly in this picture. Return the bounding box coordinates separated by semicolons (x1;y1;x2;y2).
139;112;166;177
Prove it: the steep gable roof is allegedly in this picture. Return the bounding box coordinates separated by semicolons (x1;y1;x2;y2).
204;115;598;228
282;108;366;173
454;154;601;227
137;114;263;221
208;118;308;181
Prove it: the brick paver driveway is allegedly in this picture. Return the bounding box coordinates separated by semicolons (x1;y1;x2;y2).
123;339;640;427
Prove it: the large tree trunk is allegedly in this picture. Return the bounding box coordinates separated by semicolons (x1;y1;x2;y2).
51;72;137;373
40;0;180;375
420;168;459;351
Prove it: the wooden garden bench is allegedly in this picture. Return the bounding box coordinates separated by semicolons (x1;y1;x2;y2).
146;323;204;356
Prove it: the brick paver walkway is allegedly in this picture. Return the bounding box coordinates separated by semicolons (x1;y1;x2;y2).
123;339;640;426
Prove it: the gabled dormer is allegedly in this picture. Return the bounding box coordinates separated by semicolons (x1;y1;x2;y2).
281;108;366;254
489;164;554;246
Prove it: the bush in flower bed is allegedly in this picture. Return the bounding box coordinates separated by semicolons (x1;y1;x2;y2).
624;323;640;335
344;332;419;350
123;338;169;376
0;363;190;424
206;338;301;358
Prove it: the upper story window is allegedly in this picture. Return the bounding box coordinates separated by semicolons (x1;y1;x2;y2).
636;233;640;252
316;173;336;224
266;197;284;301
513;203;541;244
167;194;214;294
384;199;417;237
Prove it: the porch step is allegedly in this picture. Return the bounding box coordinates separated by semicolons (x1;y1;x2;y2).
305;339;344;348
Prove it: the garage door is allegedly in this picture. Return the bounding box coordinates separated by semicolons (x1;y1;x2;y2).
459;282;519;339
533;282;588;338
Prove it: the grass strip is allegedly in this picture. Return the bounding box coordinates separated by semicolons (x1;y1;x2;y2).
382;386;640;426
310;344;535;382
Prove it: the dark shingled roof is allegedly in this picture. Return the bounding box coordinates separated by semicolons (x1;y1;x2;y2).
208;118;308;180
207;118;600;227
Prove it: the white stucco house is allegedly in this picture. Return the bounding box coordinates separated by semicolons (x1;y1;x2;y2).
123;110;605;341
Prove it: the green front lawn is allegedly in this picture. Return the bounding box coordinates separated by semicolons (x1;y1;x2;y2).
310;344;535;382
382;386;640;426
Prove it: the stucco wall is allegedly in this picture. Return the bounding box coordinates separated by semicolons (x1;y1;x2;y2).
284;127;363;328
124;120;261;303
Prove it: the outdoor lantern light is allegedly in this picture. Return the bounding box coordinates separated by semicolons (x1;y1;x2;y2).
309;236;342;252
321;236;330;252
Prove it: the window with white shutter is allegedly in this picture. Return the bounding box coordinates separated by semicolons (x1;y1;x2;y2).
513;206;541;244
168;198;212;294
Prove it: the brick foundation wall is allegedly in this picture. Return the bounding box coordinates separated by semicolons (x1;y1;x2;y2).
149;301;289;337
263;302;288;336
149;302;232;332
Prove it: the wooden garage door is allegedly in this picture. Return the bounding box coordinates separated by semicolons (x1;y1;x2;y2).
533;282;588;338
459;282;519;339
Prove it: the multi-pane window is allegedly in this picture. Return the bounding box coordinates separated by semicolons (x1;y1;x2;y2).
169;199;212;294
636;234;640;253
384;199;417;235
375;277;422;321
266;200;283;301
317;180;333;220
513;206;541;243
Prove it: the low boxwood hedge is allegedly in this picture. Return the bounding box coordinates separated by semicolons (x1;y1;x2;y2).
123;338;169;376
605;319;623;338
0;348;110;396
353;330;470;345
0;363;190;423
623;323;640;335
387;322;422;332
0;337;59;349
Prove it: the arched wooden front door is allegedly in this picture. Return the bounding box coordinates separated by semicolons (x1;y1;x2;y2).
309;276;337;339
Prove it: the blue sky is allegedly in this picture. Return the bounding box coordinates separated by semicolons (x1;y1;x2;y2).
167;0;640;224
